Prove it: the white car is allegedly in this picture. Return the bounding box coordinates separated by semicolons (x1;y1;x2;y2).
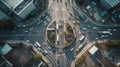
12;31;15;33
44;50;48;54
83;28;86;30
43;42;47;46
46;16;48;19
47;18;50;22
30;28;34;30
26;40;30;42
38;47;41;51
70;48;74;51
48;47;51;50
72;21;75;24
113;29;116;31
34;44;37;47
24;30;28;33
23;25;26;27
84;20;87;23
44;21;47;25
93;27;97;30
95;38;98;40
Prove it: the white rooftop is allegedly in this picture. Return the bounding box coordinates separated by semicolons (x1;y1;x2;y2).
89;46;98;55
2;0;24;9
0;44;12;55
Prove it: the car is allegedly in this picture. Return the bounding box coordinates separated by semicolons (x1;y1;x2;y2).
43;42;47;46
93;27;97;30
95;38;98;40
44;50;48;54
76;16;79;19
84;20;87;23
37;20;42;25
37;22;41;25
70;48;74;51
34;44;37;47
48;47;51;50
102;19;105;22
99;31;110;34
46;16;48;19
30;28;34;30
83;28;86;30
60;31;62;35
110;33;112;35
113;29;116;31
26;40;30;42
24;30;28;33
72;21;75;23
47;18;50;22
108;29;111;31
23;25;26;27
44;21;47;25
101;35;109;38
83;9;87;13
86;5;91;10
87;25;91;28
38;47;41;51
12;31;15;33
69;13;73;16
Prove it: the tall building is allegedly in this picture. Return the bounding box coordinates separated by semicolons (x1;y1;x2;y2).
100;0;120;10
0;10;8;19
100;0;120;21
0;0;36;20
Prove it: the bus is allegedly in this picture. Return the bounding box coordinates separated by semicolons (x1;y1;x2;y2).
79;35;85;42
56;24;59;30
99;31;110;34
57;35;59;41
35;42;41;47
102;31;110;34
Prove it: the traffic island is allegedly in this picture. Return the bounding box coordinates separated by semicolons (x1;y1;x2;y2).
46;21;76;48
46;21;56;46
64;22;75;46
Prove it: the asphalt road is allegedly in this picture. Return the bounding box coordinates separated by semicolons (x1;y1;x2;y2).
0;0;120;67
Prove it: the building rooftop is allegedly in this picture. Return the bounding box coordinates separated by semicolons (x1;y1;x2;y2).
1;0;24;9
14;0;32;13
0;10;7;19
89;46;98;55
0;44;12;56
101;0;120;9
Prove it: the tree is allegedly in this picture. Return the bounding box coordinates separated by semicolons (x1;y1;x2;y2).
0;20;15;30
